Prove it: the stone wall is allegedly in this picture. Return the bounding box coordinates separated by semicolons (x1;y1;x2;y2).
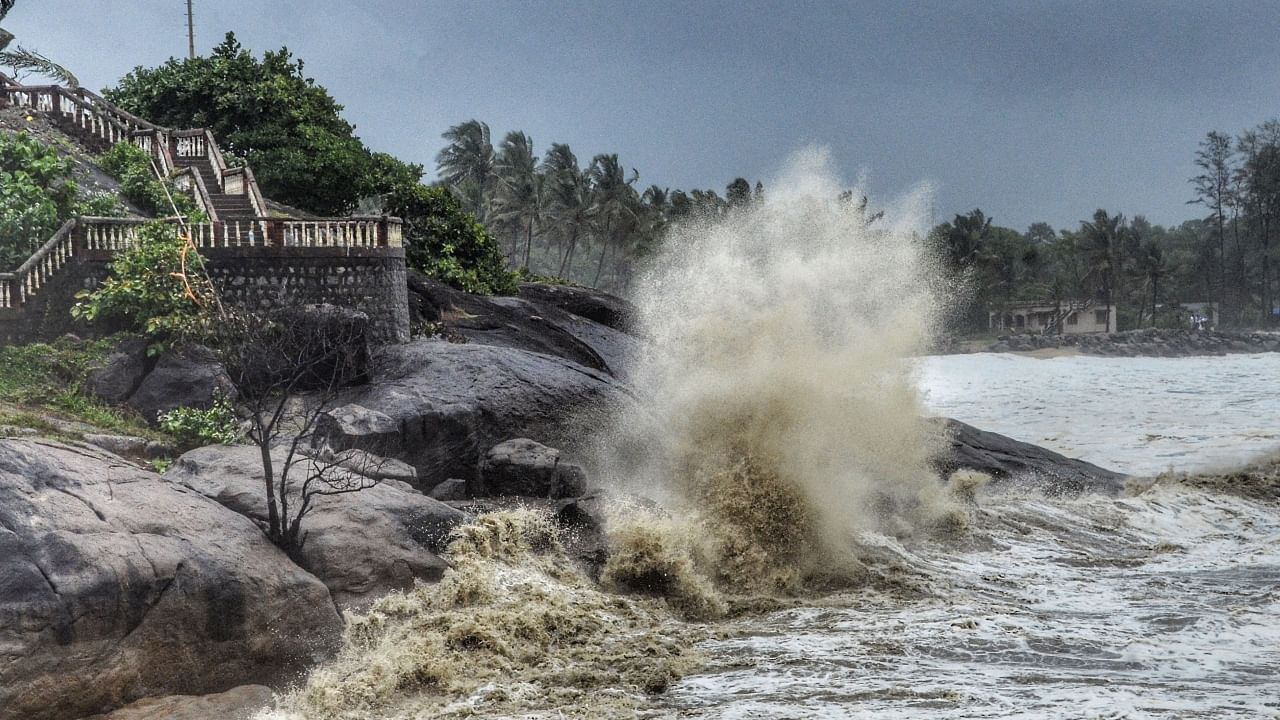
4;247;410;346
200;247;410;346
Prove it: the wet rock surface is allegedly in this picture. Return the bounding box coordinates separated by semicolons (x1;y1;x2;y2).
81;685;274;720
408;273;639;380
0;439;341;720
126;345;237;423
314;339;633;490
478;438;589;499
987;328;1280;357
932;417;1127;494
165;444;468;610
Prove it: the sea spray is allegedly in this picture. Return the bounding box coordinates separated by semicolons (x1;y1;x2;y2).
597;147;959;592
261;511;706;720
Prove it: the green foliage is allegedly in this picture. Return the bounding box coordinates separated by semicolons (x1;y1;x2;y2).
72;221;217;343
0;130;77;269
98;142;198;218
0;336;151;436
158;395;241;448
387;184;516;295
104;32;420;216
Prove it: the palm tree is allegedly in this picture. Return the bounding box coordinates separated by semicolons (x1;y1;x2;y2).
543;143;592;280
1135;239;1166;327
492;130;545;270
436;120;495;221
1081;209;1126;331
587;153;638;288
0;1;78;87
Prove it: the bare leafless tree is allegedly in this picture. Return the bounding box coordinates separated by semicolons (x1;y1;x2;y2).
209;303;382;553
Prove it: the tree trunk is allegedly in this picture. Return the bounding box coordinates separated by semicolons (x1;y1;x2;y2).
523;218;534;271
593;216;612;288
558;226;578;279
1151;275;1158;327
256;426;280;543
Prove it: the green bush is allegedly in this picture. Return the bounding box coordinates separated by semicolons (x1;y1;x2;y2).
0;336;149;435
99;142;200;218
72;220;218;345
158;396;241;447
385;184;516;295
0;131;78;269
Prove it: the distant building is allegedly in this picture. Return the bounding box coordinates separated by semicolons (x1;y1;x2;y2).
989;300;1116;335
1178;302;1218;328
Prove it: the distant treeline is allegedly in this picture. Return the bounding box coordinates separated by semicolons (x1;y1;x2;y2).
434;120;764;291
930;122;1280;331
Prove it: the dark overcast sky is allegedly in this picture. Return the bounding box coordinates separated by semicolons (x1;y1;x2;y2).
9;1;1280;230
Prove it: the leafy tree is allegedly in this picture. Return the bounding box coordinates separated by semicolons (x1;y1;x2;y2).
105;32;400;216
492;131;546;270
436;120;496;221
1190;131;1235;318
542;143;593;278
587;154;638;288
71;221;220;344
385;184;515;295
726;177;752;208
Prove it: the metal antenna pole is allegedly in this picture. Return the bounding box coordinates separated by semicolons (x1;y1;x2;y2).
186;0;196;59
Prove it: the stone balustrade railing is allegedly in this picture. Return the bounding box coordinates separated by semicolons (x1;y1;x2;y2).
0;216;403;310
0;219;78;308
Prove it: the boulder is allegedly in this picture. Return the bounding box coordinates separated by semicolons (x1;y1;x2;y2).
517;281;636;332
0;439;341;720
313;340;633;490
429;478;469;501
407;273;638;379
127;345;236;423
82;685;273;720
931;417;1126;494
85;336;150;404
165;444;468;609
478;438;588;498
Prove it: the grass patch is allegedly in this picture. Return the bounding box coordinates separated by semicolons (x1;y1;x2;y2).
0;336;159;439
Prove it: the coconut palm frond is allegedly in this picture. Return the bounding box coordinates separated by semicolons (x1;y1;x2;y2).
1;45;78;87
0;28;13;52
0;0;15;23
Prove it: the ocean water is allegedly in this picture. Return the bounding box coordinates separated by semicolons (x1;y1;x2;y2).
658;353;1280;719
916;352;1280;476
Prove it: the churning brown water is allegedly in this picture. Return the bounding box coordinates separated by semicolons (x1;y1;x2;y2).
260;151;1280;718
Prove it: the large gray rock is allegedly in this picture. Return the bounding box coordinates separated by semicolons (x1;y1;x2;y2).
407;273;639;380
0;439;341;720
478;438;588;498
127;345;237;423
82;685;273;720
932;418;1126;494
85;336;149;404
517;281;635;332
166;444;468;609
314;340;633;490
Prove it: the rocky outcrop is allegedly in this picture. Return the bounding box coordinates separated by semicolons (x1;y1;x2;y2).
478;438;588;498
0;439;342;720
932;418;1126;494
517;281;635;333
165;444;469;609
313;340;634;491
126;345;237;423
82;685;273;720
85;336;150;405
408;273;639;380
987;328;1280;357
